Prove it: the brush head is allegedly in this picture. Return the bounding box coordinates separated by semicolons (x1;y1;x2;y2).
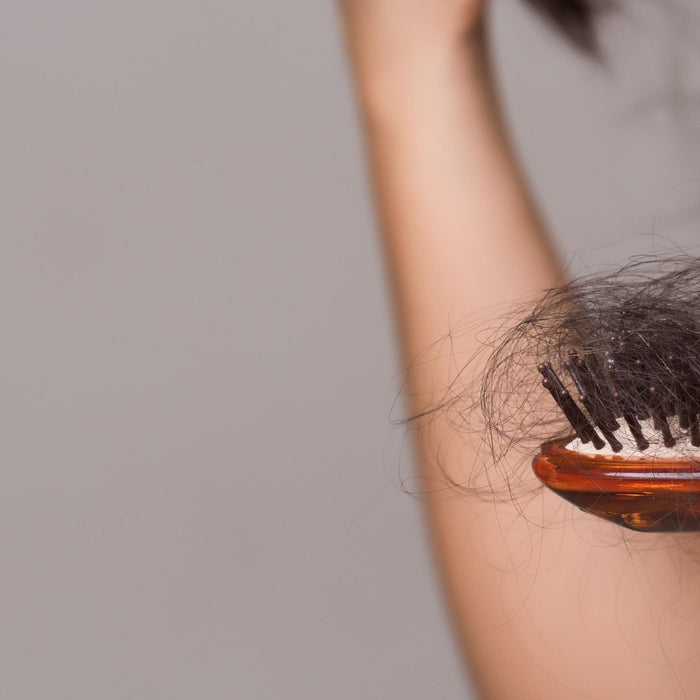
521;258;700;530
534;347;700;531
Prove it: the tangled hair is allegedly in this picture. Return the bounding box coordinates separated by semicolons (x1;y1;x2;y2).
422;256;700;499
524;0;608;52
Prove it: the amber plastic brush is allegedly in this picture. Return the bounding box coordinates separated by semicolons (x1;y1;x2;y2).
533;348;700;532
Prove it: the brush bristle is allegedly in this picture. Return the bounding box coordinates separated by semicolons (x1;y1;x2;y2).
538;320;700;453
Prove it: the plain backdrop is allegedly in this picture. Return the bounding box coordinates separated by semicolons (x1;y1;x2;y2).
2;1;700;698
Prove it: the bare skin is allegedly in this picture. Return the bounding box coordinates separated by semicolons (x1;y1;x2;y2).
338;3;700;698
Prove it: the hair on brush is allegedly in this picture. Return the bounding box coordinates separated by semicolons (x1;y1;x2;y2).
469;255;700;531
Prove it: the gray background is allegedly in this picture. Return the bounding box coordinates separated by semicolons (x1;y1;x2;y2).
1;0;699;698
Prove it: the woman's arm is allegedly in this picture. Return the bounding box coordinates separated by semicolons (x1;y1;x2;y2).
339;5;700;698
340;7;559;358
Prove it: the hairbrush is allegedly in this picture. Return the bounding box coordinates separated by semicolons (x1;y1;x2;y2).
475;256;700;532
534;349;700;532
528;262;700;532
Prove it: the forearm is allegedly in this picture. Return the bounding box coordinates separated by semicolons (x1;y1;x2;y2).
342;24;561;377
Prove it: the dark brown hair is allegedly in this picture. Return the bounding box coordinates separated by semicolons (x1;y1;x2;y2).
524;0;606;52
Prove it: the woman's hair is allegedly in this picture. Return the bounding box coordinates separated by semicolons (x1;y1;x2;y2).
524;0;606;52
